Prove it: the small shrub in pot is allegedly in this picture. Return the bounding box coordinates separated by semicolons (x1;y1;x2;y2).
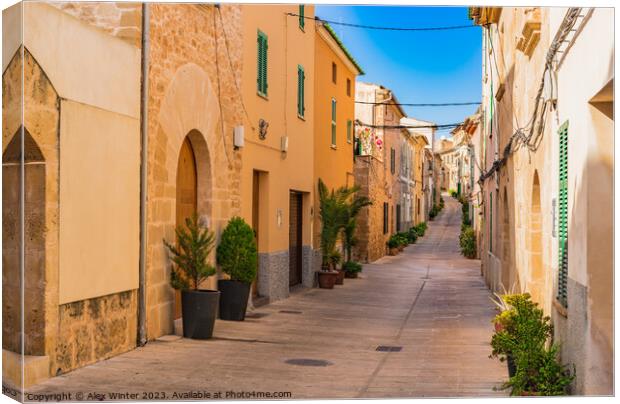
164;214;219;339
216;216;258;321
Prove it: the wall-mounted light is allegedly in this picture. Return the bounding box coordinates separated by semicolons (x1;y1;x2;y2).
233;126;244;149
280;136;289;153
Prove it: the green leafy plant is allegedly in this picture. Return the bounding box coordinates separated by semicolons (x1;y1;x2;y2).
342;260;362;275
407;227;418;244
342;191;372;263
490;293;575;396
429;205;438;219
449;189;458;198
216;216;258;284
395;232;409;246
459;225;476;258
318;179;371;270
164;213;216;291
387;236;400;249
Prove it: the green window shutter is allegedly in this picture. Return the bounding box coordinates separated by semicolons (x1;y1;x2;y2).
331;99;336;146
347;120;352;143
299;5;305;29
257;31;268;96
557;121;569;308
297;65;305;117
489;192;493;253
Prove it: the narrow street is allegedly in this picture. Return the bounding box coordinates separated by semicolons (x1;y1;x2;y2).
27;196;506;399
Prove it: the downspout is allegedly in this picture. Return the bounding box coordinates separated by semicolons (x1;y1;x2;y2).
138;3;150;347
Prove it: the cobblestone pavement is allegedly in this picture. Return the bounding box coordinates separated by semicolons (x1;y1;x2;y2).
27;196;507;400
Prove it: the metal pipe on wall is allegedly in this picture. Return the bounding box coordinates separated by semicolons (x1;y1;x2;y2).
138;2;150;347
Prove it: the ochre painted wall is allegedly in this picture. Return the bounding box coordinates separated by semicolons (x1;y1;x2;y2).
313;23;358;248
239;5;315;254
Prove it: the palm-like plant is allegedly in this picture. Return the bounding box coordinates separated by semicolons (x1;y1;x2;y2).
342;190;372;263
164;213;216;290
318;179;372;270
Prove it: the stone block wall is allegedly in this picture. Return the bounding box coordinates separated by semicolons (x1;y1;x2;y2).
55;290;137;375
145;3;244;339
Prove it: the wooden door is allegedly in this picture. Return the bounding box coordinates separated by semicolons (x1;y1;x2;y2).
251;171;260;297
288;192;303;287
175;137;197;319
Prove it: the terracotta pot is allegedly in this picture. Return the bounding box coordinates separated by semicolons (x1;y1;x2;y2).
317;271;338;289
389;248;399;256
335;270;344;285
398;245;405;251
344;271;358;279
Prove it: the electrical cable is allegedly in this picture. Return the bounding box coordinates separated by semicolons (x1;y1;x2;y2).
287;12;482;32
355;100;481;107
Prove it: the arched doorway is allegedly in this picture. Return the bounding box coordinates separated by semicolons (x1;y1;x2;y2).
2;128;46;355
529;171;543;304
174;136;197;319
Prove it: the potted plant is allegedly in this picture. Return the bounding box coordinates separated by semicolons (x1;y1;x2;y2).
164;214;219;339
407;228;418;244
387;236;399;255
342;260;362;278
216;216;257;321
331;250;345;285
490;293;575;395
317;179;343;289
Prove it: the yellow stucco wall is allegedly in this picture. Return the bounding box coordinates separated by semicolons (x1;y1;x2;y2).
58;100;140;304
239;5;315;254
313;23;358;247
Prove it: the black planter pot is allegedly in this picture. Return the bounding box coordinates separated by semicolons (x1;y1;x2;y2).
507;355;517;378
181;289;220;339
218;279;251;321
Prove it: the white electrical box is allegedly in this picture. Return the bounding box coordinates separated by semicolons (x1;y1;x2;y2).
233;126;244;148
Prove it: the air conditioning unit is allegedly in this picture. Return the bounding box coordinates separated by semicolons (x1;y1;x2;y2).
280;136;289;153
233;126;244;148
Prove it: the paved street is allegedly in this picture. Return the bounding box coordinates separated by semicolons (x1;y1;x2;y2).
28;196;506;400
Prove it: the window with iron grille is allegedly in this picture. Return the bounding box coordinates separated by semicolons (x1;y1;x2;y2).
390;148;395;174
557;121;569;308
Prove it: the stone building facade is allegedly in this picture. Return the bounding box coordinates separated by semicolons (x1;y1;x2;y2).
2;1;244;387
471;6;613;394
353;82;406;263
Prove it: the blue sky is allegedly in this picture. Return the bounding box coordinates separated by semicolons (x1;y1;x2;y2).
315;5;482;138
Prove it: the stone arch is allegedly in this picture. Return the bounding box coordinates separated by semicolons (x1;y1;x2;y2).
529;170;544;304
147;63;224;338
2;127;47;355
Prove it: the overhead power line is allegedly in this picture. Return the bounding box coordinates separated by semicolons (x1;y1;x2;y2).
355;120;462;130
355;100;481;107
286;13;479;32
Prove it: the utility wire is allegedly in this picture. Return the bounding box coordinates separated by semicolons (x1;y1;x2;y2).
287;13;480;31
355;100;481;107
355;120;462;130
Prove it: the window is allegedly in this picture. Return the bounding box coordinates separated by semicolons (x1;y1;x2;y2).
396;204;401;232
257;30;268;96
346;120;352;143
346;78;351;96
297;65;305;118
331;99;337;146
332;62;337;84
390;148;395;174
383;203;388;234
298;5;305;30
557;121;569;308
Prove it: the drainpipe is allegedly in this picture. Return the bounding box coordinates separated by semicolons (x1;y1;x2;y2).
138;3;150;347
